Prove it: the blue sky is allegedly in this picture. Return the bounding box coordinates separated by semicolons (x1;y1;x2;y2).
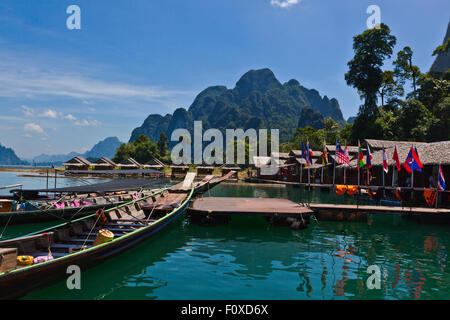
0;0;448;159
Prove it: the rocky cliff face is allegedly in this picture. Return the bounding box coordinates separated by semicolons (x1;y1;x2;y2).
0;143;24;165
129;68;346;144
430;21;450;73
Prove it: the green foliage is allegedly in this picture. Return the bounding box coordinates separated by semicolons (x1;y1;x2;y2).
112;134;164;164
393;46;421;97
379;70;404;106
345;23;397;117
345;23;450;145
432;37;450;56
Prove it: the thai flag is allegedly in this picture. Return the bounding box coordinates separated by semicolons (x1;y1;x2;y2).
382;145;389;173
404;146;423;173
438;165;446;191
307;140;313;165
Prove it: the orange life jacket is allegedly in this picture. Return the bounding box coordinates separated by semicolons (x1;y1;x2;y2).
335;185;348;196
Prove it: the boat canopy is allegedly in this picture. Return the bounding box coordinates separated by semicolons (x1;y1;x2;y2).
10;178;170;194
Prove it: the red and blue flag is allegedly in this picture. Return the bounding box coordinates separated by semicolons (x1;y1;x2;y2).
403;146;423;173
438;165;446;191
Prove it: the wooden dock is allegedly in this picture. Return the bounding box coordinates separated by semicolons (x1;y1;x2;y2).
188;197;312;229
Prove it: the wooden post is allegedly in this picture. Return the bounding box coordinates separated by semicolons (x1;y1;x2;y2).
300;163;303;184
333;158;336;186
46;169;49;196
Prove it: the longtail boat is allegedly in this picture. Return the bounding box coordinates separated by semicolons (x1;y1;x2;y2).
0;185;192;299
0;178;170;225
0;172;233;299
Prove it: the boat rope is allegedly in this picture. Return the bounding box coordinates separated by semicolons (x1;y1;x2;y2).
0;214;13;239
144;201;157;223
81;211;103;248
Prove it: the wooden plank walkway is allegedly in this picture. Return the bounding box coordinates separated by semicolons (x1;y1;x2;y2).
189;197;312;217
308;203;450;215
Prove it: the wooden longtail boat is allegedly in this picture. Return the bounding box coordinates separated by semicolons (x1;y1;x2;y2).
0;189;158;225
0;172;233;299
0;186;192;299
0;179;168;225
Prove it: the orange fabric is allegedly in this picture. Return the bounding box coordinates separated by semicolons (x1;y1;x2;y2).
335;185;348;196
346;185;358;196
96;209;108;224
424;188;437;207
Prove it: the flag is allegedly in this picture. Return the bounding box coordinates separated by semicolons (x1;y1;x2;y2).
438;165;446;191
366;144;372;169
404;146;423;173
358;140;365;168
307;140;313;165
336;139;349;165
382;145;389;173
302;140;311;166
322;140;328;165
392;145;401;171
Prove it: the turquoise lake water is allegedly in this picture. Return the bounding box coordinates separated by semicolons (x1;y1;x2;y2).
1;172;449;300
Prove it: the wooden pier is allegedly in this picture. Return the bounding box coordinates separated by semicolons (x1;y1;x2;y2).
188;197;313;229
308;203;450;222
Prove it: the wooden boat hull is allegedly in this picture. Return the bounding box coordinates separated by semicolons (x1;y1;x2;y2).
0;189;192;300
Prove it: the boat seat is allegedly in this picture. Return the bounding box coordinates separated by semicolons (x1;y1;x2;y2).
50;243;92;250
100;228;136;233
111;219;145;223
104;223;146;228
66;238;95;243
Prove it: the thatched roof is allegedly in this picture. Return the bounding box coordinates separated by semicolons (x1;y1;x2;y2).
289;150;322;158
253;156;271;168
326;145;359;154
94;157;116;167
364;139;427;150
370;141;450;166
271;152;290;159
62;156;91;166
170;164;189;169
119;157;140;168
143;157;165;169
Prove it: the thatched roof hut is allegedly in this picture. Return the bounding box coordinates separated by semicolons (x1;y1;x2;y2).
92;157;116;170
370;141;450;166
118;158;140;170
364;139;427;151
63;156;92;170
143;157;165;170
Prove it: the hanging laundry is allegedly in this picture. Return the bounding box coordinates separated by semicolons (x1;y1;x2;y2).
424;188;437;207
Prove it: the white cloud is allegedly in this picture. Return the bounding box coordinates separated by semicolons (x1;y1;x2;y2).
24;123;45;135
0;51;192;103
270;0;301;8
41;109;59;119
74;119;101;127
65;114;77;121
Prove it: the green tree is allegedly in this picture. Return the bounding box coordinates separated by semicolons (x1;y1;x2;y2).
345;23;397;117
378;70;404;107
393;46;421;98
158;132;169;158
112;143;135;163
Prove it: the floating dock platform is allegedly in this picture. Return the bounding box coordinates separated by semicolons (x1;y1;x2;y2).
188;197;313;229
309;203;450;222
